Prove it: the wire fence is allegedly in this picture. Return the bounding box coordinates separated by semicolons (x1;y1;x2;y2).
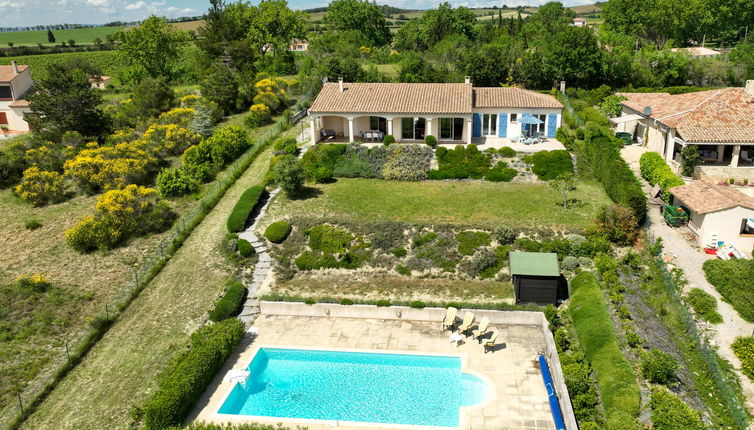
561;93;586;128
1;99;312;430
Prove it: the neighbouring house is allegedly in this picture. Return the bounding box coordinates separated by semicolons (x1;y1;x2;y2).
308;78;563;144
89;75;111;90
290;39;309;51
669;47;722;58
509;252;562;305
0;61;33;133
571;17;587;27
614;81;754;181
669;180;754;255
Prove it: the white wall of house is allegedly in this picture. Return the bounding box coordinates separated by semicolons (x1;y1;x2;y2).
0;103;30;132
473;108;562;138
312;113;473;142
673;198;754;254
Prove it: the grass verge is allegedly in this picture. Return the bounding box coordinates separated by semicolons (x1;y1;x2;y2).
703;259;754;323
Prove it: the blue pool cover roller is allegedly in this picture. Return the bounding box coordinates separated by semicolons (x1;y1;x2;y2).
538;353;566;430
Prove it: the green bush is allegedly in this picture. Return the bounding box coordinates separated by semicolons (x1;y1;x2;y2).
273;137;298;155
184;125;250;172
395;265;411;275
156;167;199;197
639;152;684;201
138;319;244;429
312;166;334;183
457;230;491;255
209;281;247;322
237;238;254;257
703;259;754;322
25;218;42;230
649;387;704;430
264;221;292;243
306;224;354;253
428;145;491;180
569;272;640;427
531;150;574;180
339;298;354;305
226;185;265;233
641;349;679;385
383;134;395;145
302;143;433;181
424;135;437;148
731;337;754;381
492;226;516;244
685;288;722;323
484;162;517;182
410;300;426;308
376;299;391;307
391;247;407;257
498;146;516;157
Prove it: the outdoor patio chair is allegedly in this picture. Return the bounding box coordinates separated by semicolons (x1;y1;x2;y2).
442;307;458;330
471;317;490;342
458;312;476;336
742;150;753;164
484;330;499;353
320;129;336;140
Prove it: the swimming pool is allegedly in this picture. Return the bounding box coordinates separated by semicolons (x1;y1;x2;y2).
218;348;488;427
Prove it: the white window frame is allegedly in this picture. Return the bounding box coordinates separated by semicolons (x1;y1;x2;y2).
482;114;497;137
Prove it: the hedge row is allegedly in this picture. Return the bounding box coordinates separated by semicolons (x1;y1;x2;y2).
569;271;641;429
639;152;684;201
583;123;647;223
139;319;245;429
530;150;574;180
226;185;265;233
209;282;247;322
302;143;434;181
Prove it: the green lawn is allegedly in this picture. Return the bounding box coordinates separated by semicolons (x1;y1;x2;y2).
703;259;754;322
0;27;124;46
265;178;611;231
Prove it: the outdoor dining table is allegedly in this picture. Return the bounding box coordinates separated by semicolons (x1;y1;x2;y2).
363;130;385;142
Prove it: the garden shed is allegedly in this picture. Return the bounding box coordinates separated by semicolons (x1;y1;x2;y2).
509;252;561;305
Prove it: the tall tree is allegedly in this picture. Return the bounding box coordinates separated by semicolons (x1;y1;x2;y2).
116;16;190;82
26;61;109;142
393;2;477;50
47;29;55;43
325;0;391;47
247;0;307;56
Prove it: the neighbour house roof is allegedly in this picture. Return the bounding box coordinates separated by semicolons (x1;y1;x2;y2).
310;82;473;114
0;65;29;82
619;88;754;143
670;181;754;214
509;252;560;277
473;87;563;109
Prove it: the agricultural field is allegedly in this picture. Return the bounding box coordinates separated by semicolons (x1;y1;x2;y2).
263;178;611;230
0;51;124;78
0;26;124;46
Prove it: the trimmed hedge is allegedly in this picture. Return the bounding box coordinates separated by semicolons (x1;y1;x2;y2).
226;185;265;233
484;162;517;182
703;259;754;322
583;123;647;223
237;238;254;257
531;150;574;180
209;281;247;322
139;318;244;429
428;145;491;179
264;221;292;243
639;152;684;201
569;271;641;429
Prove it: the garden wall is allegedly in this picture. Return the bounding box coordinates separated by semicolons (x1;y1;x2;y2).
259;300;578;430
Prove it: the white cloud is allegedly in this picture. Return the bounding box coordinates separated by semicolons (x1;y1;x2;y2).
124;0;146;10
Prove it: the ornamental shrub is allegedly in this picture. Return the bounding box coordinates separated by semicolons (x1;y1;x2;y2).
184;125;249;171
498;146;516;157
641;349;678;385
156;107;195;127
492;226;516;244
484;162;517;182
639;152;684;201
461;248;498;278
271;155;305;196
376;299;391;307
264;221;292;243
590;204;640;246
237;239;254;257
383;134;395;145
685;288;722;323
226;185;265;232
209;281;247;322
139;319;244;429
143;124;201;156
156;167;199;197
253;91;280;111
457;230;491;255
561;256;579;271
410;300;426;308
273;137;298;155
531;150;573;180
15;167;65;206
649;387;704;430
63;141;158;193
425;135;437;148
306;224;354;253
428;145;491;179
245;104;271;129
312;166;334;183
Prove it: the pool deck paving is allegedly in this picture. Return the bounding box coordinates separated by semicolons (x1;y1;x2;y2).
190;315;557;430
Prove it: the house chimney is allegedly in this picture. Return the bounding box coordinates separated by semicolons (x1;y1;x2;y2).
11;61;19;75
560;80;566;94
464;76;471;84
746;80;754;97
338;77;344;92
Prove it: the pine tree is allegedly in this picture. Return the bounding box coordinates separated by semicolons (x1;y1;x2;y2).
47;29;55;43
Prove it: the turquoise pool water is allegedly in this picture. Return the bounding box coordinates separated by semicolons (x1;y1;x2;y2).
218;348;488;427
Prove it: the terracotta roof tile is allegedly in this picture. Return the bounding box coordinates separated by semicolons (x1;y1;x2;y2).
0;65;29;82
309;82;473;115
620;88;754;143
474;87;563;109
670;180;754;214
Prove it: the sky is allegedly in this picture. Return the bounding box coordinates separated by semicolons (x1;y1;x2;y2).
0;0;593;27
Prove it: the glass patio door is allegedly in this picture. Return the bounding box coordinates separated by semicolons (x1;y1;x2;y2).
482;114;497;136
401;117;425;140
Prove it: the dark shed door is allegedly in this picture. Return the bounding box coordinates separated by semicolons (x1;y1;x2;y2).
516;275;557;304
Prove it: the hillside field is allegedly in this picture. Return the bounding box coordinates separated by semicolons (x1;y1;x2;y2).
0;26;124;46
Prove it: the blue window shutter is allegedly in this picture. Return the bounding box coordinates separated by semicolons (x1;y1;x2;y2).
547;113;557;138
498;113;508;137
472;113;481;138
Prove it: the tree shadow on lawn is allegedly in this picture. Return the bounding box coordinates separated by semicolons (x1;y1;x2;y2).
289;186;322;201
554;198;586;209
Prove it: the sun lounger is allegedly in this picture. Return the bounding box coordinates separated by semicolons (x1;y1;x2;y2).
484;330;499;353
442;307;458;330
458;312;475;336
471;317;490;342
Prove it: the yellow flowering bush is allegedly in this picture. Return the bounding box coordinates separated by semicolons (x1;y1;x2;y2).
16;273;52;292
15;167;66;206
107;129;140;145
63;141;157;193
254;78;278;93
143;124;201;156
253;91;280;111
244;103;271;129
157;107;196;127
732;337;754;380
180;94;201;108
65;185;175;252
23;143;71;172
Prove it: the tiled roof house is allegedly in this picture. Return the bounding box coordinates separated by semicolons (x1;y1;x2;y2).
308;78;563;144
0;61;34;133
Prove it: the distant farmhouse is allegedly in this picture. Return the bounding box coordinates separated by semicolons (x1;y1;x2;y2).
571;17;587;27
0;61;32;134
669;47;721;58
290;39;309;51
